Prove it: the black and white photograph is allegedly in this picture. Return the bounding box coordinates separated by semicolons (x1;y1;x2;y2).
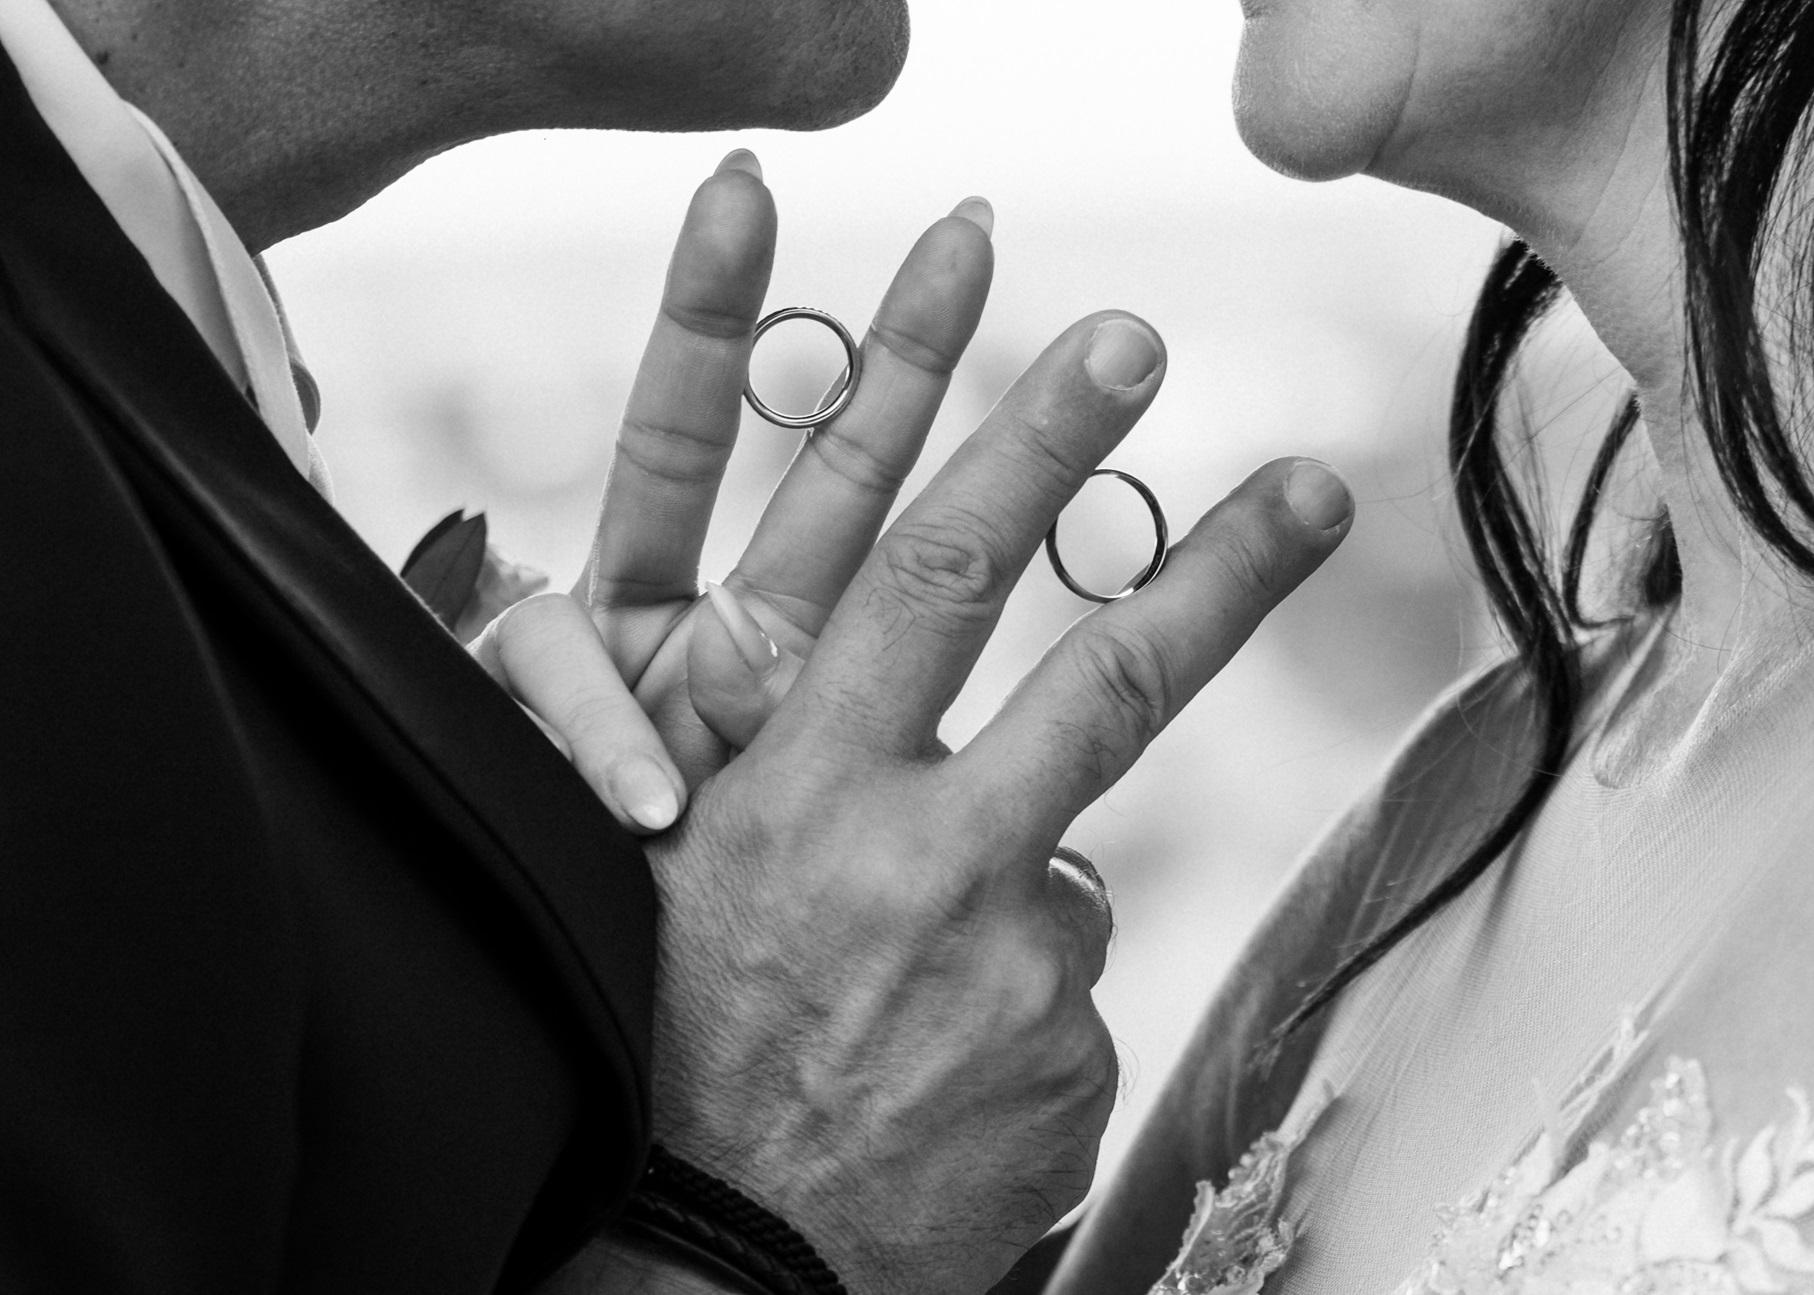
2;0;1810;1290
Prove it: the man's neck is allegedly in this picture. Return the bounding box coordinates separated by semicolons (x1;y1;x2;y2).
46;0;489;249
43;0;904;250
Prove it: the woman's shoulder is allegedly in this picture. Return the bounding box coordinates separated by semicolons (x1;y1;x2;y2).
1050;650;1556;1295
1274;631;1573;954
1325;610;1667;920
1053;620;1667;1295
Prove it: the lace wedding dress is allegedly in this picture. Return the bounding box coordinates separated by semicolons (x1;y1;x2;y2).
1138;615;1814;1295
1155;1021;1814;1294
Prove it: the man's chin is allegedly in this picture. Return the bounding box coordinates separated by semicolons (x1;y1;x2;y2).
765;0;910;130
552;0;908;135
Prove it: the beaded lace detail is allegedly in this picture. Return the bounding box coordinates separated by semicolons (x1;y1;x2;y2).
1151;1026;1814;1295
1150;1087;1331;1295
1396;1056;1814;1294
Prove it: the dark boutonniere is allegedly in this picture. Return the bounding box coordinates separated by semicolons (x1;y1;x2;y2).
401;510;549;643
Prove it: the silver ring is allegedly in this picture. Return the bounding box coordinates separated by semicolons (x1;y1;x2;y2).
1051;846;1108;899
742;306;863;430
1044;468;1170;603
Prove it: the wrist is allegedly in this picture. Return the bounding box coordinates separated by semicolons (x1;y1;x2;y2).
623;1144;853;1295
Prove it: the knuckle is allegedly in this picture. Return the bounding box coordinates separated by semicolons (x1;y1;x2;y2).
1069;624;1175;751
873;511;1013;624
996;405;1096;492
1204;520;1287;603
660;297;757;342
1010;983;1116;1088
969;911;1065;1013
867;319;963;378
615;414;732;487
1070;1013;1119;1094
807;423;910;499
1006;954;1118;1095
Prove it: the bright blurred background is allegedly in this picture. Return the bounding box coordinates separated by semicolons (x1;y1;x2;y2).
265;0;1628;1200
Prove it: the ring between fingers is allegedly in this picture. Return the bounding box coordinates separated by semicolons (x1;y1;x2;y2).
1047;845;1115;986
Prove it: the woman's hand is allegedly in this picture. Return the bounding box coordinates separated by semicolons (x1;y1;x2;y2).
472;148;995;831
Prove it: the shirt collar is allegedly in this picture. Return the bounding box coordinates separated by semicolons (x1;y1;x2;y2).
0;0;330;496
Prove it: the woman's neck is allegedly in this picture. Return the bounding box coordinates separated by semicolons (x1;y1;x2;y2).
1541;134;1814;665
1413;35;1808;666
1530;93;1756;664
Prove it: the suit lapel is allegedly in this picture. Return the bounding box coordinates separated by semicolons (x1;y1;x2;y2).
0;48;653;1177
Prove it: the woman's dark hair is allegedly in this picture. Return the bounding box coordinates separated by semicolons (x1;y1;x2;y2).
1262;0;1814;1058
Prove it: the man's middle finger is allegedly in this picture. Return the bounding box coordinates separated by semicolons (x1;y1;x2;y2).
731;200;995;635
794;310;1166;756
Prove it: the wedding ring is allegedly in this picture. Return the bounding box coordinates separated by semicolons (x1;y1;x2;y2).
1051;846;1108;900
1051;846;1114;970
742;306;863;430
1044;468;1170;603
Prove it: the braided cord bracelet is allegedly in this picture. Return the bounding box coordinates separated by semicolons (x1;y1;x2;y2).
619;1144;851;1295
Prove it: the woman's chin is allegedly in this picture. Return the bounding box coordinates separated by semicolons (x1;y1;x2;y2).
1234;103;1380;182
1232;23;1412;182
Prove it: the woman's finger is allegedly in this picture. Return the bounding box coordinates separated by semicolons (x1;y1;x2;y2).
576;150;777;615
731;201;995;635
472;593;689;834
953;458;1352;839
783;312;1166;758
687;583;807;750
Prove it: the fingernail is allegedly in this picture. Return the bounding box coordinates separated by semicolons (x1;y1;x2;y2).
703;582;780;679
715;148;762;180
1285;459;1353;531
614;754;681;832
1085;319;1161;391
950;196;994;238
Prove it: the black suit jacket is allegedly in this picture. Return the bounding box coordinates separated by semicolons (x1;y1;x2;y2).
0;45;657;1294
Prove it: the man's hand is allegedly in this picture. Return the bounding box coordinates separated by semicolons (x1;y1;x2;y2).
628;317;1350;1292
498;151;1354;1293
473;148;994;830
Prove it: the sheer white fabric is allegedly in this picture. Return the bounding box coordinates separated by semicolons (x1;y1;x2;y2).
1158;1021;1814;1294
1154;611;1814;1294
